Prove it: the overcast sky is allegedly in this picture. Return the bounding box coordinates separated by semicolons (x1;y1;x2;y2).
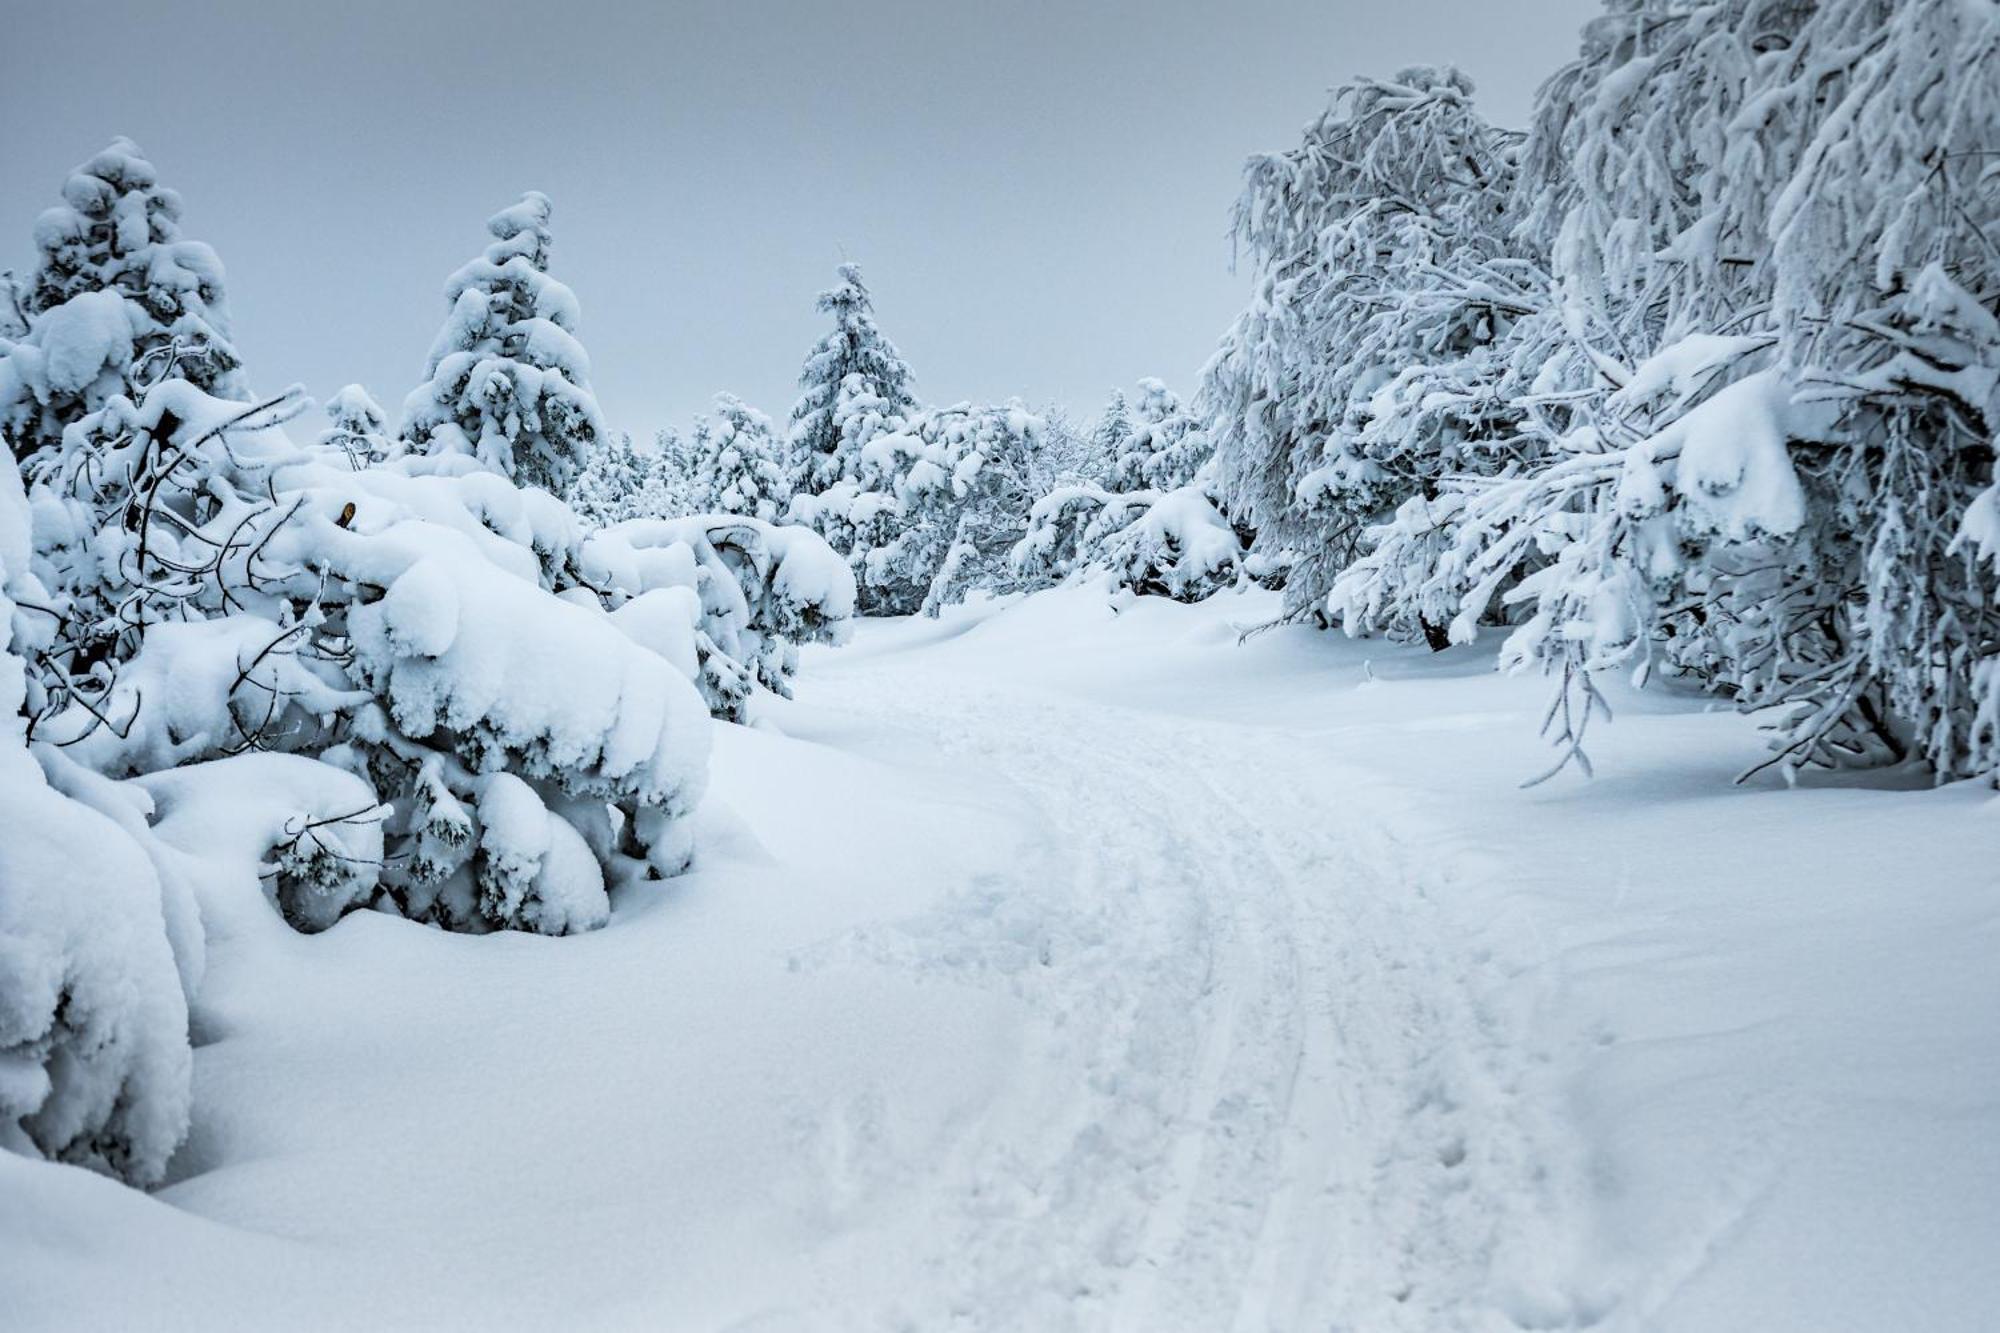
1;0;1597;438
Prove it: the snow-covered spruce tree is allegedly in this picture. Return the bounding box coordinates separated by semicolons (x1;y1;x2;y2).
1086;389;1133;484
1;139;245;473
316;384;393;469
690;394;792;523
0;271;24;343
786;263;916;496
1111;378;1213;493
400;192;605;495
568;429;647;528
1334;0;2000;783
1200;67;1538;621
631;427;702;521
796;401;1047;616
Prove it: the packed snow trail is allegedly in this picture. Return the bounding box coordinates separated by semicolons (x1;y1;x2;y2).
782;620;1583;1330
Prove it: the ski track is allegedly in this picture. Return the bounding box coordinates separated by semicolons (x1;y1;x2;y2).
797;653;1585;1332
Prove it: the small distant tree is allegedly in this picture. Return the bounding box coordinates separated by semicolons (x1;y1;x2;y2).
1112;378;1212;493
401;192;604;495
1085;389;1132;483
787;264;916;494
690;394;791;522
316;384;392;469
568;429;645;527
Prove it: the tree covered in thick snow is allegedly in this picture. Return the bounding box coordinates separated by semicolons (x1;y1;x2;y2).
796;400;1046;615
787;264;916;495
568;429;647;528
1086;389;1133;484
0;140;245;472
1111;378;1214;493
690;394;791;522
1201;66;1536;621
1290;0;2000;782
401;192;604;495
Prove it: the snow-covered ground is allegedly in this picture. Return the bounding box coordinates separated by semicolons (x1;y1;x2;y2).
4;586;1995;1331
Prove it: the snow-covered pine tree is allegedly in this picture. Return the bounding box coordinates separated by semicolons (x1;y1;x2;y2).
1201;67;1535;620
1112;378;1213;493
1086;388;1133;485
400;192;604;495
568;429;646;528
0;139;245;471
787;263;916;495
690;394;792;523
316;384;393;469
625;428;700;521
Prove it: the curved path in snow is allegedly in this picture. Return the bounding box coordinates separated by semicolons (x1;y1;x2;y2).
800;641;1582;1331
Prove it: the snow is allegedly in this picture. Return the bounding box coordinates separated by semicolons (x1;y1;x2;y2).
6;587;1992;1329
27;289;133;397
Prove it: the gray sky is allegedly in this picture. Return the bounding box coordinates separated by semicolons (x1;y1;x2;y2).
1;0;1596;438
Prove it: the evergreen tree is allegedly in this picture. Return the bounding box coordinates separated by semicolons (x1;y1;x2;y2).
787;263;915;494
632;427;700;521
691;394;791;522
1112;378;1212;493
1085;388;1133;483
0;139;245;469
0;271;25;343
567;429;645;528
401;192;604;495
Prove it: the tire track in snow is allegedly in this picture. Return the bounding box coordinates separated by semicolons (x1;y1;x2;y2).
804;663;1586;1331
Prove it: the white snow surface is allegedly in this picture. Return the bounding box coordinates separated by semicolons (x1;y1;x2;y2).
3;587;1995;1330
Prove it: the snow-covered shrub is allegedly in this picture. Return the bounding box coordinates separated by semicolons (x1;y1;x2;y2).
1011;478;1249;606
20;368;713;933
689;394;792;523
786;264;916;496
577;513;855;719
0;445;193;1187
316;384;393;469
400;192;605;496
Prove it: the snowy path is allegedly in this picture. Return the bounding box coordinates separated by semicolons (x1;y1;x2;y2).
784;634;1578;1330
